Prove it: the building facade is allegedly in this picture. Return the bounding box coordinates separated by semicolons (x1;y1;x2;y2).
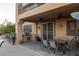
16;3;79;44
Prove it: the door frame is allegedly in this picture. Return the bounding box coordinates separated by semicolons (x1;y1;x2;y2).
41;21;55;41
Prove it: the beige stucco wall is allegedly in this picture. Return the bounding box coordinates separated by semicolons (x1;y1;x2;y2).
36;18;74;41
32;23;37;40
22;18;74;41
55;18;67;37
36;20;66;39
37;23;42;38
55;18;74;40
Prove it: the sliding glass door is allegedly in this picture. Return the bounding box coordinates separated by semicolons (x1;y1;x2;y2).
43;23;53;41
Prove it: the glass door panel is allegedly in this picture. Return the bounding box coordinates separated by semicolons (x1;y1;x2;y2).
43;23;53;41
48;23;53;41
43;24;47;40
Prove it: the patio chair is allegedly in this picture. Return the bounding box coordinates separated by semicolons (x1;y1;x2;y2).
42;39;48;48
53;41;67;55
48;40;56;54
41;39;49;51
65;36;77;56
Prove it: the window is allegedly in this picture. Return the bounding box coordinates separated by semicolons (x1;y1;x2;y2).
24;25;32;33
67;20;76;36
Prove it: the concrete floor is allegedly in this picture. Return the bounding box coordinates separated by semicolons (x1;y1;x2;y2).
0;36;55;56
0;36;76;56
22;41;56;56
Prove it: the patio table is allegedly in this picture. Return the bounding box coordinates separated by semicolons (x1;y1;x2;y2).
54;37;72;55
54;36;75;55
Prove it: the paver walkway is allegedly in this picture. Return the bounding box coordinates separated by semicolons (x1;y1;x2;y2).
0;36;55;56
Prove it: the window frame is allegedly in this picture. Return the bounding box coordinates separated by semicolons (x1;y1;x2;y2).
23;25;32;33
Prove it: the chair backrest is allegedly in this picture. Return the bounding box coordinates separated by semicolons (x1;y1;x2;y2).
49;41;56;48
42;40;48;47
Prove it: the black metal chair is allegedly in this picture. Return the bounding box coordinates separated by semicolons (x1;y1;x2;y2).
48;40;56;54
41;39;48;50
41;40;57;54
66;36;77;56
54;41;67;55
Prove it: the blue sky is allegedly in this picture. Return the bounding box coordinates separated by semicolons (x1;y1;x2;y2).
0;3;15;24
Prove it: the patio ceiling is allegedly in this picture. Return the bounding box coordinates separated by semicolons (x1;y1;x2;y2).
19;3;79;23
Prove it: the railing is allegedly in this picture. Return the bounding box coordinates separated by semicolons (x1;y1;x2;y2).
19;3;44;14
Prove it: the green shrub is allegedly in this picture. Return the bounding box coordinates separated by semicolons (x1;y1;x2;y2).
0;23;15;34
9;32;16;38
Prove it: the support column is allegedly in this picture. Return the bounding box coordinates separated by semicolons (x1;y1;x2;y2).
36;22;38;37
16;21;23;44
16;3;23;44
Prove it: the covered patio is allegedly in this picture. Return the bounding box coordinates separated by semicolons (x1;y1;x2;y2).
16;3;79;55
